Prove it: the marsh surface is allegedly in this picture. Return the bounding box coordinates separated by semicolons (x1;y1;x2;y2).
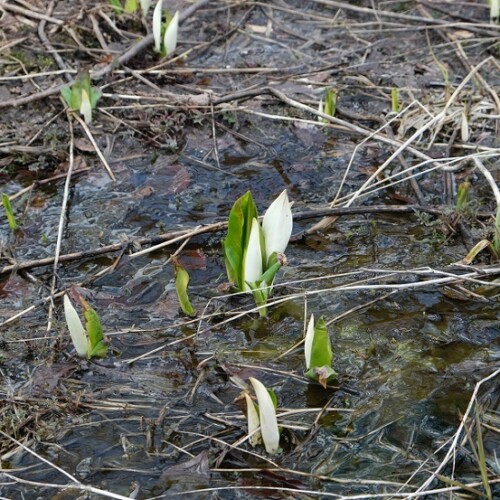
1;1;499;498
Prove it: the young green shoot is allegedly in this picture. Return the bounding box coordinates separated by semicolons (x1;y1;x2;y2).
318;88;336;123
2;193;18;231
173;257;196;317
391;87;400;113
64;294;108;359
248;377;280;454
153;0;179;56
109;0;150;15
491;205;500;258
304;314;336;388
455;178;470;212
223;190;293;316
61;70;102;124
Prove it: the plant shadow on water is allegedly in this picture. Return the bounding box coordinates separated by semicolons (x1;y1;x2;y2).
1;1;500;499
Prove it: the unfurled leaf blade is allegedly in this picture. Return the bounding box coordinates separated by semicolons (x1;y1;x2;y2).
223;191;258;290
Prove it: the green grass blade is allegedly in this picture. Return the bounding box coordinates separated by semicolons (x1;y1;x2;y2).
2;193;18;231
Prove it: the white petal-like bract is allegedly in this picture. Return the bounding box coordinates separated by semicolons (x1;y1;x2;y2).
63;295;88;357
152;0;163;52
244;393;261;447
243;218;263;291
163;10;179;55
80;89;92;124
249;377;280;455
262;190;292;264
304;313;315;370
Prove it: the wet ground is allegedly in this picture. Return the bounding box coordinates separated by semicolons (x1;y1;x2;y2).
1;1;500;498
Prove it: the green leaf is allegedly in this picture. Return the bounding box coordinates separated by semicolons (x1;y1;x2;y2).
267;388;278;410
456;178;470;211
89;340;108;358
309;316;332;369
260;259;281;286
173;258;196;316
223;191;258;290
391;87;400;113
108;0;123;14
124;0;138;12
60;85;74;108
61;70;101;113
246;279;269;317
2;193;18;231
324;88;336;117
81;297;107;359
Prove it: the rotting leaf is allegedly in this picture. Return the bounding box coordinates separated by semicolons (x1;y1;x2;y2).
173;256;196;316
158;450;210;483
458;239;490;265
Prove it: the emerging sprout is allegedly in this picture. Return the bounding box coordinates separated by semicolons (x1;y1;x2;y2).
152;0;179;56
60;70;101;124
63;294;107;359
248;377;280;454
2;193;18;231
318;88;336;122
304;314;337;388
173;257;196;317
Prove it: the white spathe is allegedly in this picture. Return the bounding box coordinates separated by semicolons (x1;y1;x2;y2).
249;377;280;455
491;0;499;23
243;218;263;291
80;88;92;124
152;0;163;52
140;0;152;16
63;295;88;357
163;11;179;55
244;393;261;447
262;190;292;263
304;313;315;370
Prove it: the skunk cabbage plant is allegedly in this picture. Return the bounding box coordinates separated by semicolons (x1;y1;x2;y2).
248;377;280;454
304;314;336;388
223;190;292;315
61;71;101;124
63;294;107;359
153;0;179;56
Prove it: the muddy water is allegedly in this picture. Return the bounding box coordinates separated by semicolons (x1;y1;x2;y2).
1;117;499;499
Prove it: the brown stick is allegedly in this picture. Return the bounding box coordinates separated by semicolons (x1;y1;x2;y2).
0;205;443;276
